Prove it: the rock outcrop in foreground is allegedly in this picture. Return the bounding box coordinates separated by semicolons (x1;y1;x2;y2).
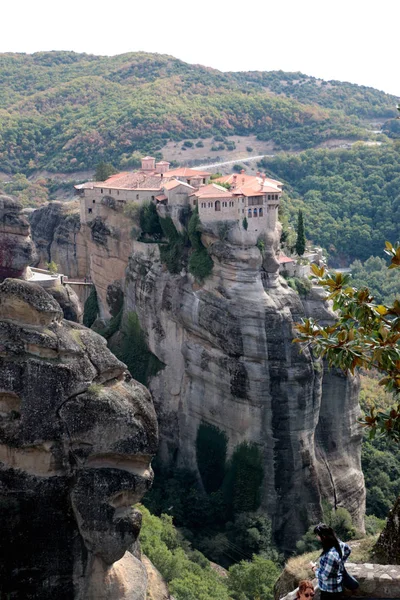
0;279;158;599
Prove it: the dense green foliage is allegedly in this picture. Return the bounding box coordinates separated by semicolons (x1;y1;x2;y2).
196;423;228;493
144;435;268;566
0;51;393;173
188;209;214;281
350;255;400;305
108;311;164;385
232;70;397;119
138;505;231;600
82;286;99;328
139;504;280;600
363;437;400;519
359;373;400;520
224;443;264;514
228;555;280;600
261;145;400;263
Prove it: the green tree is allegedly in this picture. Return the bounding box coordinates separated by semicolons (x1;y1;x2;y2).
227;555;280;600
295;209;306;256
196;423;227;494
95;161;117;181
293;241;400;438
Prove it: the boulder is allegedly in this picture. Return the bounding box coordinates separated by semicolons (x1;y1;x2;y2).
0;279;158;599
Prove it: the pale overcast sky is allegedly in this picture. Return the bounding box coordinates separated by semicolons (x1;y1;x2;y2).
2;0;399;96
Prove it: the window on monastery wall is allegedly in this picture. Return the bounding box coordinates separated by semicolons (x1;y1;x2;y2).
215;201;221;211
109;189;111;194
136;194;139;200
92;199;96;204
253;208;257;217
100;189;103;194
151;196;155;201
259;207;263;216
203;179;206;184
248;209;252;218
88;208;92;214
268;195;271;200
117;190;119;195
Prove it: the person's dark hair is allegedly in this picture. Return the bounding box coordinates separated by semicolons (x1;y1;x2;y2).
314;523;342;557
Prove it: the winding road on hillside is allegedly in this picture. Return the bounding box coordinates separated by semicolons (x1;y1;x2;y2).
196;154;274;170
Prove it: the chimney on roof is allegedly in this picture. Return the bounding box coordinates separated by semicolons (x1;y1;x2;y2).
262;173;266;183
232;174;237;189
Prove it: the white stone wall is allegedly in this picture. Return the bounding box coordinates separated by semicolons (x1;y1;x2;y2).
167;185;192;207
198;199;237;222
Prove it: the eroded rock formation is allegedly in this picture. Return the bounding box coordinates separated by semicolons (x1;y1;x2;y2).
124;229;365;552
0;194;37;280
0;279;158;599
28;201;366;552
29;200;89;278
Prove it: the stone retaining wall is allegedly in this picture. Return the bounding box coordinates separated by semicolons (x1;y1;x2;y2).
279;563;400;600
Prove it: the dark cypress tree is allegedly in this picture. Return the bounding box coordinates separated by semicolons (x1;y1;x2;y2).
95;161;117;182
295;209;306;256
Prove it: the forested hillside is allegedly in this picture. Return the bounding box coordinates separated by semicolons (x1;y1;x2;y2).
0;51;397;173
260;145;400;264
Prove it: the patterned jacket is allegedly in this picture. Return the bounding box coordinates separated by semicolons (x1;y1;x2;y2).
316;541;351;592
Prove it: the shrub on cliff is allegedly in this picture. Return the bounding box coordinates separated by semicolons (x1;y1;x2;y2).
159;216;186;274
83;286;99;328
188;208;213;282
110;311;164;385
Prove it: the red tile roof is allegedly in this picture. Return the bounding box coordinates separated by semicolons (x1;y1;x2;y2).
92;172;166;190
214;173;282;197
191;184;232;199
163;167;211;178
278;254;295;264
163;179;194;191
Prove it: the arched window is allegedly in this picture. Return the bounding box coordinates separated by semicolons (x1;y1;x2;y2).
259;207;263;216
215;200;221;211
254;208;257;217
248;208;252;218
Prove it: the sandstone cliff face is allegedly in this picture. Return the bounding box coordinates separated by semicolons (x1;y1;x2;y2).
0;279;158;599
0;195;37;280
123;233;365;552
29;200;89;278
28;202;365;552
30;201;132;320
